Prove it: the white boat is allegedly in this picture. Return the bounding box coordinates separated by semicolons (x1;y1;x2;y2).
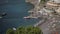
24;16;38;19
13;27;16;31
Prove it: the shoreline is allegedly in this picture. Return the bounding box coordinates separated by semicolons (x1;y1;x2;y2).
24;0;60;34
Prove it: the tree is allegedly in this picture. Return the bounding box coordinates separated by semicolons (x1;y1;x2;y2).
17;26;26;34
6;28;15;34
6;26;43;34
41;0;45;2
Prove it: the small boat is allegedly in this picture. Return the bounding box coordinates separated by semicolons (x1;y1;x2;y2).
23;17;31;19
2;12;7;16
24;16;38;19
13;27;16;30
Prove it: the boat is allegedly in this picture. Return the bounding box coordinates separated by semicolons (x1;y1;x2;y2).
23;16;31;19
0;16;2;18
1;12;7;16
13;27;16;31
24;16;38;19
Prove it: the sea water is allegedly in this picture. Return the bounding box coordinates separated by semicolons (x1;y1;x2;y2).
0;0;40;34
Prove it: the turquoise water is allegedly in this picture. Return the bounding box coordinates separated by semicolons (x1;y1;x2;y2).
0;0;39;34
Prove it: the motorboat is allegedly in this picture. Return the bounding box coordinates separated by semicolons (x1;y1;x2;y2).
1;12;7;16
24;16;31;19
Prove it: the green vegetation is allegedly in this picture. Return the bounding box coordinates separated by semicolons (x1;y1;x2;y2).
41;0;46;3
40;0;49;3
6;28;15;34
41;0;46;2
6;26;43;34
